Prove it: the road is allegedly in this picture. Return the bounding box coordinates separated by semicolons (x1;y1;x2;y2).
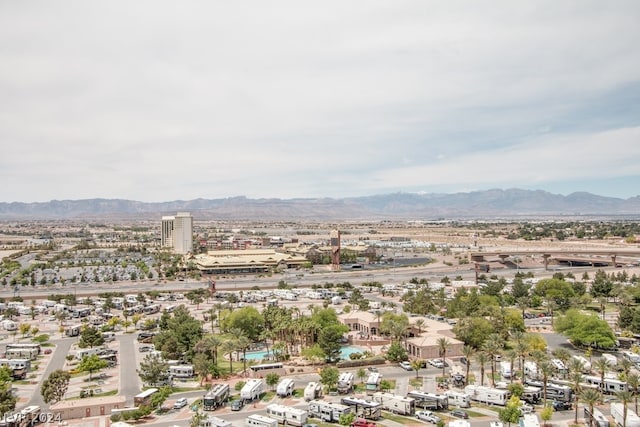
26;337;75;410
118;332;140;405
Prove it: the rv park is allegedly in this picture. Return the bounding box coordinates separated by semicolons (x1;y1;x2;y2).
1;220;640;427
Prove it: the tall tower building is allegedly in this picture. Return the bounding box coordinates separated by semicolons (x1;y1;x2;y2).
161;212;193;254
330;229;341;270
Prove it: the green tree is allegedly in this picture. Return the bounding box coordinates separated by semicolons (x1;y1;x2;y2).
137;353;170;387
265;372;280;391
78;326;105;348
220;306;264;341
318;324;348;362
319;366;340;392
581;388;602;427
77;354;108;381
357;368;367;384
498;396;522;427
41;369;71;404
411;359;423;379
540;406;553;427
555;310;616;349
385;342;408;362
338;412;355;426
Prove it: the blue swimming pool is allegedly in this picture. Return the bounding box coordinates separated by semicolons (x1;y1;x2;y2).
244;345;365;361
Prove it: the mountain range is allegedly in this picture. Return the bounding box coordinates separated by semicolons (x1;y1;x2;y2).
1;189;639;221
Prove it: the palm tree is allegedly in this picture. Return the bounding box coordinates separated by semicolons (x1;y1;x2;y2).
220;339;237;375
411;359;424;379
568;358;584;424
627;373;640;414
620;358;634;380
413;319;426;335
482;334;503;387
462;345;475;386
504;349;517;383
538;360;554;407
593;357;611;394
476;351;488;387
551;348;571;379
581;388;603;427
617;390;634;427
437;337;450;378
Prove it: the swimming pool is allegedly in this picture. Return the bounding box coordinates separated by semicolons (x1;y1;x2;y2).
243;345;365;361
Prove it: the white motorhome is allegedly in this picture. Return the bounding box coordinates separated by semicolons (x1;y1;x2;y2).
611;403;640;427
337;372;355;394
445;390;471;408
241;379;264;402
464;385;510;406
265;404;308;427
307;400;351;423
583;375;628;394
203;383;230;410
304;382;323;401
371;392;415;416
75;347;103;360
276;378;295;398
584;407;610;427
245;414;278;427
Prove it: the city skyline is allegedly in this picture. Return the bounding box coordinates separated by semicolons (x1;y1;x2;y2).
1;1;639;203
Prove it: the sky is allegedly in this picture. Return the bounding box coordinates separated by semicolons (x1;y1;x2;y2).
1;1;640;203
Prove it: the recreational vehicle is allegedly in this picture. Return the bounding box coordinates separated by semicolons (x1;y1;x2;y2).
245;415;278;427
338;372;355;394
583;375;627;394
199;416;232;427
521;386;542;405
203;383;230;410
169;364;194;379
276;378;295;398
241;379;264;402
571;355;592;373
464;385;510;406
307;400;351;422
65;324;82;337
500;361;512;379
611;403;640;427
340;396;382;420
265;404;308;427
584;406;610;427
602;354;618;368
407;391;449;410
304;382;323;401
519;414;540;427
444;390;470;408
371;392;415;415
365;372;382;394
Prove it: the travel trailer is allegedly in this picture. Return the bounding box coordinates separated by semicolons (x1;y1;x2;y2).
303;382;323;401
407;391;450;410
611;403;640;427
265;404;308;427
365;372;382;394
307;400;351;423
464;385;510;406
276;378;295;398
241;379;264;402
444;390;471;408
337;372;355;394
245;415;278;427
371;392;415;415
340;396;382;420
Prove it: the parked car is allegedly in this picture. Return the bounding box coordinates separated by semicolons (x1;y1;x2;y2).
450;410;469;419
230;400;244;411
552;401;572;411
173;397;188;409
399;361;413;371
367;366;378;372
429;359;446;368
460;357;468;365
416;410;440;423
139;345;154;352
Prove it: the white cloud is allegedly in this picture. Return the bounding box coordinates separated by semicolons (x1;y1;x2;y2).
1;1;639;202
